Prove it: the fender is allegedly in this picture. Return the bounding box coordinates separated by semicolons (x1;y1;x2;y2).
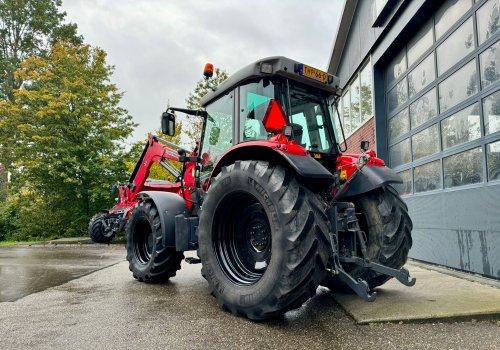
209;142;335;191
137;191;190;248
335;165;402;199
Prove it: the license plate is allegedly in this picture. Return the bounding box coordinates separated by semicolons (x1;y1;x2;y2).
300;64;328;83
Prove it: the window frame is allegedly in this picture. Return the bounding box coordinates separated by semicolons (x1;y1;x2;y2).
338;60;374;138
384;0;500;197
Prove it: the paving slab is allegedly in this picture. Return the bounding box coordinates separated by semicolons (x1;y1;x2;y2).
331;264;500;324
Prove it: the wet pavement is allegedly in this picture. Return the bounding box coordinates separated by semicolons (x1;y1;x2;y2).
0;247;499;349
0;245;124;302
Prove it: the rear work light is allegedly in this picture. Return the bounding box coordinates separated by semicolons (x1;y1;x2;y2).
260;62;273;74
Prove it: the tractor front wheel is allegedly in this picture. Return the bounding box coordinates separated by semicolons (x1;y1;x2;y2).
126;200;184;282
88;212;115;244
198;160;330;320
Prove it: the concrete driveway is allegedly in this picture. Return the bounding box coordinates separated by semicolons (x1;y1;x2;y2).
0;245;499;349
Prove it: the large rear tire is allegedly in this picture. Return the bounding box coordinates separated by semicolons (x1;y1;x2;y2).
323;185;413;291
198;160;330;320
88;212;115;244
126;200;184;283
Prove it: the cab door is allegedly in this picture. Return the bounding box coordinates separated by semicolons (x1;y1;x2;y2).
200;91;234;179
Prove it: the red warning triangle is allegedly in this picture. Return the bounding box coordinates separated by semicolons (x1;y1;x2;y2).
262;99;287;134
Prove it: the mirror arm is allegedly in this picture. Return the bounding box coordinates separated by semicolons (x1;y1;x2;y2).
168;107;207;119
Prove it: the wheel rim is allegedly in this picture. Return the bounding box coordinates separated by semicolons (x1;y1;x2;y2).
101;216;114;238
213;192;272;286
133;217;154;265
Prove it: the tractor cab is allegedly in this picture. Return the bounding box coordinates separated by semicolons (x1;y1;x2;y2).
197;57;343;177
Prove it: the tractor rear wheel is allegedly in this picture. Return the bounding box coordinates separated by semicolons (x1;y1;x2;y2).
126;200;184;283
198;160;330;320
88;212;115;244
323;185;412;291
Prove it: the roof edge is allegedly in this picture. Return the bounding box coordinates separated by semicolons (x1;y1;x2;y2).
326;0;358;75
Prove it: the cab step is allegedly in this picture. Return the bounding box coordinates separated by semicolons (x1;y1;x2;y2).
185;257;201;264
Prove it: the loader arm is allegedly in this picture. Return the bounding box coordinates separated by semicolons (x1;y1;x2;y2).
127;135;183;199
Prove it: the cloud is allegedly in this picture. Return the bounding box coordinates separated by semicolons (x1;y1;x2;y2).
62;0;342;144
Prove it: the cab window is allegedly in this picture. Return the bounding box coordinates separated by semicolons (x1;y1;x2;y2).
201;92;233;177
239;80;278;141
289;87;333;153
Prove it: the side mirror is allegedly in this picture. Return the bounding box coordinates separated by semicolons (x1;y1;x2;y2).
161;111;176;136
360;140;370;151
209;126;220;145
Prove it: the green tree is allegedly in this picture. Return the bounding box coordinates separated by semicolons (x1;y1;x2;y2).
0;0;81;101
0;41;135;239
184;67;228;143
186;67;228;110
0;0;82;200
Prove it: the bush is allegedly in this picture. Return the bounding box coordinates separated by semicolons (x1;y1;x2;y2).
0;198;19;241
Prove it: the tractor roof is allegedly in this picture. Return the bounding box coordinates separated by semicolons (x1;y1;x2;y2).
199;56;341;107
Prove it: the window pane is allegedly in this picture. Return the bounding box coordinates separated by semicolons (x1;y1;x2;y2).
386;50;406;86
351;77;361;131
408;52;436;97
444;147;483;187
395;169;413;195
408;20;434;67
288;86;334;153
487;140;500;180
410;88;438;129
343;90;351;135
441;102;481;149
240;80;276;141
389;108;409;141
332;103;343;140
360;64;373;122
202;93;234;175
412;124;440;160
436;17;474;76
438;59;478;112
390;138;411;167
388;78;408;113
414;160;442;193
435;0;472;40
477;0;500;45
483;89;500;134
480;39;500;89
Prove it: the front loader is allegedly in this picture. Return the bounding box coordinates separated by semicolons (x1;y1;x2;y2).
108;57;415;320
87;134;195;243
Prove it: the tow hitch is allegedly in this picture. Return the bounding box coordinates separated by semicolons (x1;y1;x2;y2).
326;203;415;301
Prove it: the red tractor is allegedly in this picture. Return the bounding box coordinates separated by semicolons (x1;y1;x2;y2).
92;57;415;320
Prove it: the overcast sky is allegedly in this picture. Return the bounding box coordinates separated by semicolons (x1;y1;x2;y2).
62;0;343;144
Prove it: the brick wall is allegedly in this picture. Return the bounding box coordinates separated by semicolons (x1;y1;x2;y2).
340;116;376;153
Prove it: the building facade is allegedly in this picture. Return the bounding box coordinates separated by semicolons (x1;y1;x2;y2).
329;0;500;279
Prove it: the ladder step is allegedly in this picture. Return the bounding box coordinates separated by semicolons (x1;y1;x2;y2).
185;257;201;264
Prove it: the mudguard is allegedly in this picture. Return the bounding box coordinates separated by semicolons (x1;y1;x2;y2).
210;144;335;191
281;153;334;181
336;165;402;199
137;191;189;248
